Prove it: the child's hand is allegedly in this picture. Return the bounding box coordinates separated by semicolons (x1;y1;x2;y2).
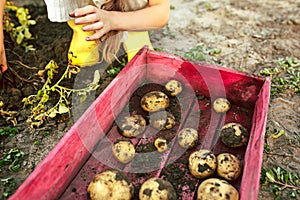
69;5;113;41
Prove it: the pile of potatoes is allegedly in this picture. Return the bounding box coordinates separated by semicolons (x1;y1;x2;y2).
87;169;177;200
88;82;251;200
190;97;249;200
188;150;241;200
112;79;183;163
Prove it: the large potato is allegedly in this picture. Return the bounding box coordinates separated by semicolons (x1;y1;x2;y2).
177;128;198;149
164;79;183;96
149;111;176;130
140;91;169;112
139;178;177;200
188;150;217;179
220;123;249;147
217;153;242;181
117;114;146;138
87;169;134;200
112;139;135;164
197;178;239;200
212;98;231;113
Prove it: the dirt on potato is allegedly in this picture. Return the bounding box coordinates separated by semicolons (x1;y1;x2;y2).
0;0;299;199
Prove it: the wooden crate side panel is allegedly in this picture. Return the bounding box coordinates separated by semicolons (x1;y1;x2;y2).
9;47;148;200
144;51;264;110
179;62;265;108
240;78;271;200
59;126;126;200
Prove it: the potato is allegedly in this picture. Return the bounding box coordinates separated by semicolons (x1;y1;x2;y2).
197;178;239;200
87;169;134;200
139;178;177;200
217;153;242;181
213;98;231;113
177;128;198;149
188;150;217;179
112;139;135;164
117;114;146;138
149;111;176;130
140;91;169;112
154;137;168;153
164;79;183;96
220;123;249;147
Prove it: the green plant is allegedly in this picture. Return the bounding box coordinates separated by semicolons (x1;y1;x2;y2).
106;57;128;77
261;167;300;199
1;177;15;198
106;67;121;77
263;126;286;154
0;127;18;136
22;61;100;129
258;57;300;96
4;1;36;51
182;44;222;64
162;25;176;38
0;148;25;172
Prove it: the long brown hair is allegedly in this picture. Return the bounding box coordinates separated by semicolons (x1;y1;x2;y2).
99;0;127;64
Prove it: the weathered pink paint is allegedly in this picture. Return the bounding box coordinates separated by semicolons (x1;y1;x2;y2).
10;46;270;200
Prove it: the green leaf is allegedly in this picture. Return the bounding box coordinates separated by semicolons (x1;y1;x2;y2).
9;163;21;172
28;19;36;25
16;32;24;44
0;127;18;136
24;28;31;39
58;104;69;114
289;190;296;198
92;70;101;85
266;171;276;183
41;94;49;103
3;191;12;198
284;172;289;183
80;94;87;103
48;110;57;118
289;172;295;184
107;68;121;77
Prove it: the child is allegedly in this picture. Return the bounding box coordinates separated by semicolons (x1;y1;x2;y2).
44;0;170;66
0;0;7;72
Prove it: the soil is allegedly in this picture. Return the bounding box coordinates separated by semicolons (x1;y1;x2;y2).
0;0;299;200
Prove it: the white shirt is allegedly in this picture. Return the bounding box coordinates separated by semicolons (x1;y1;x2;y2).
44;0;148;22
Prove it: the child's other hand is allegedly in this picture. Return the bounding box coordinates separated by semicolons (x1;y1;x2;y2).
69;5;112;41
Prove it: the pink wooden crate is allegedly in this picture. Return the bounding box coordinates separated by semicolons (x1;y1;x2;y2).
10;47;271;200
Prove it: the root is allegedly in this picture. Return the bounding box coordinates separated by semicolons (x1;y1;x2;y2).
7;67;35;83
8;60;38;70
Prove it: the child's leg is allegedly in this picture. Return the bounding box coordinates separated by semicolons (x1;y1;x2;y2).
123;31;154;62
